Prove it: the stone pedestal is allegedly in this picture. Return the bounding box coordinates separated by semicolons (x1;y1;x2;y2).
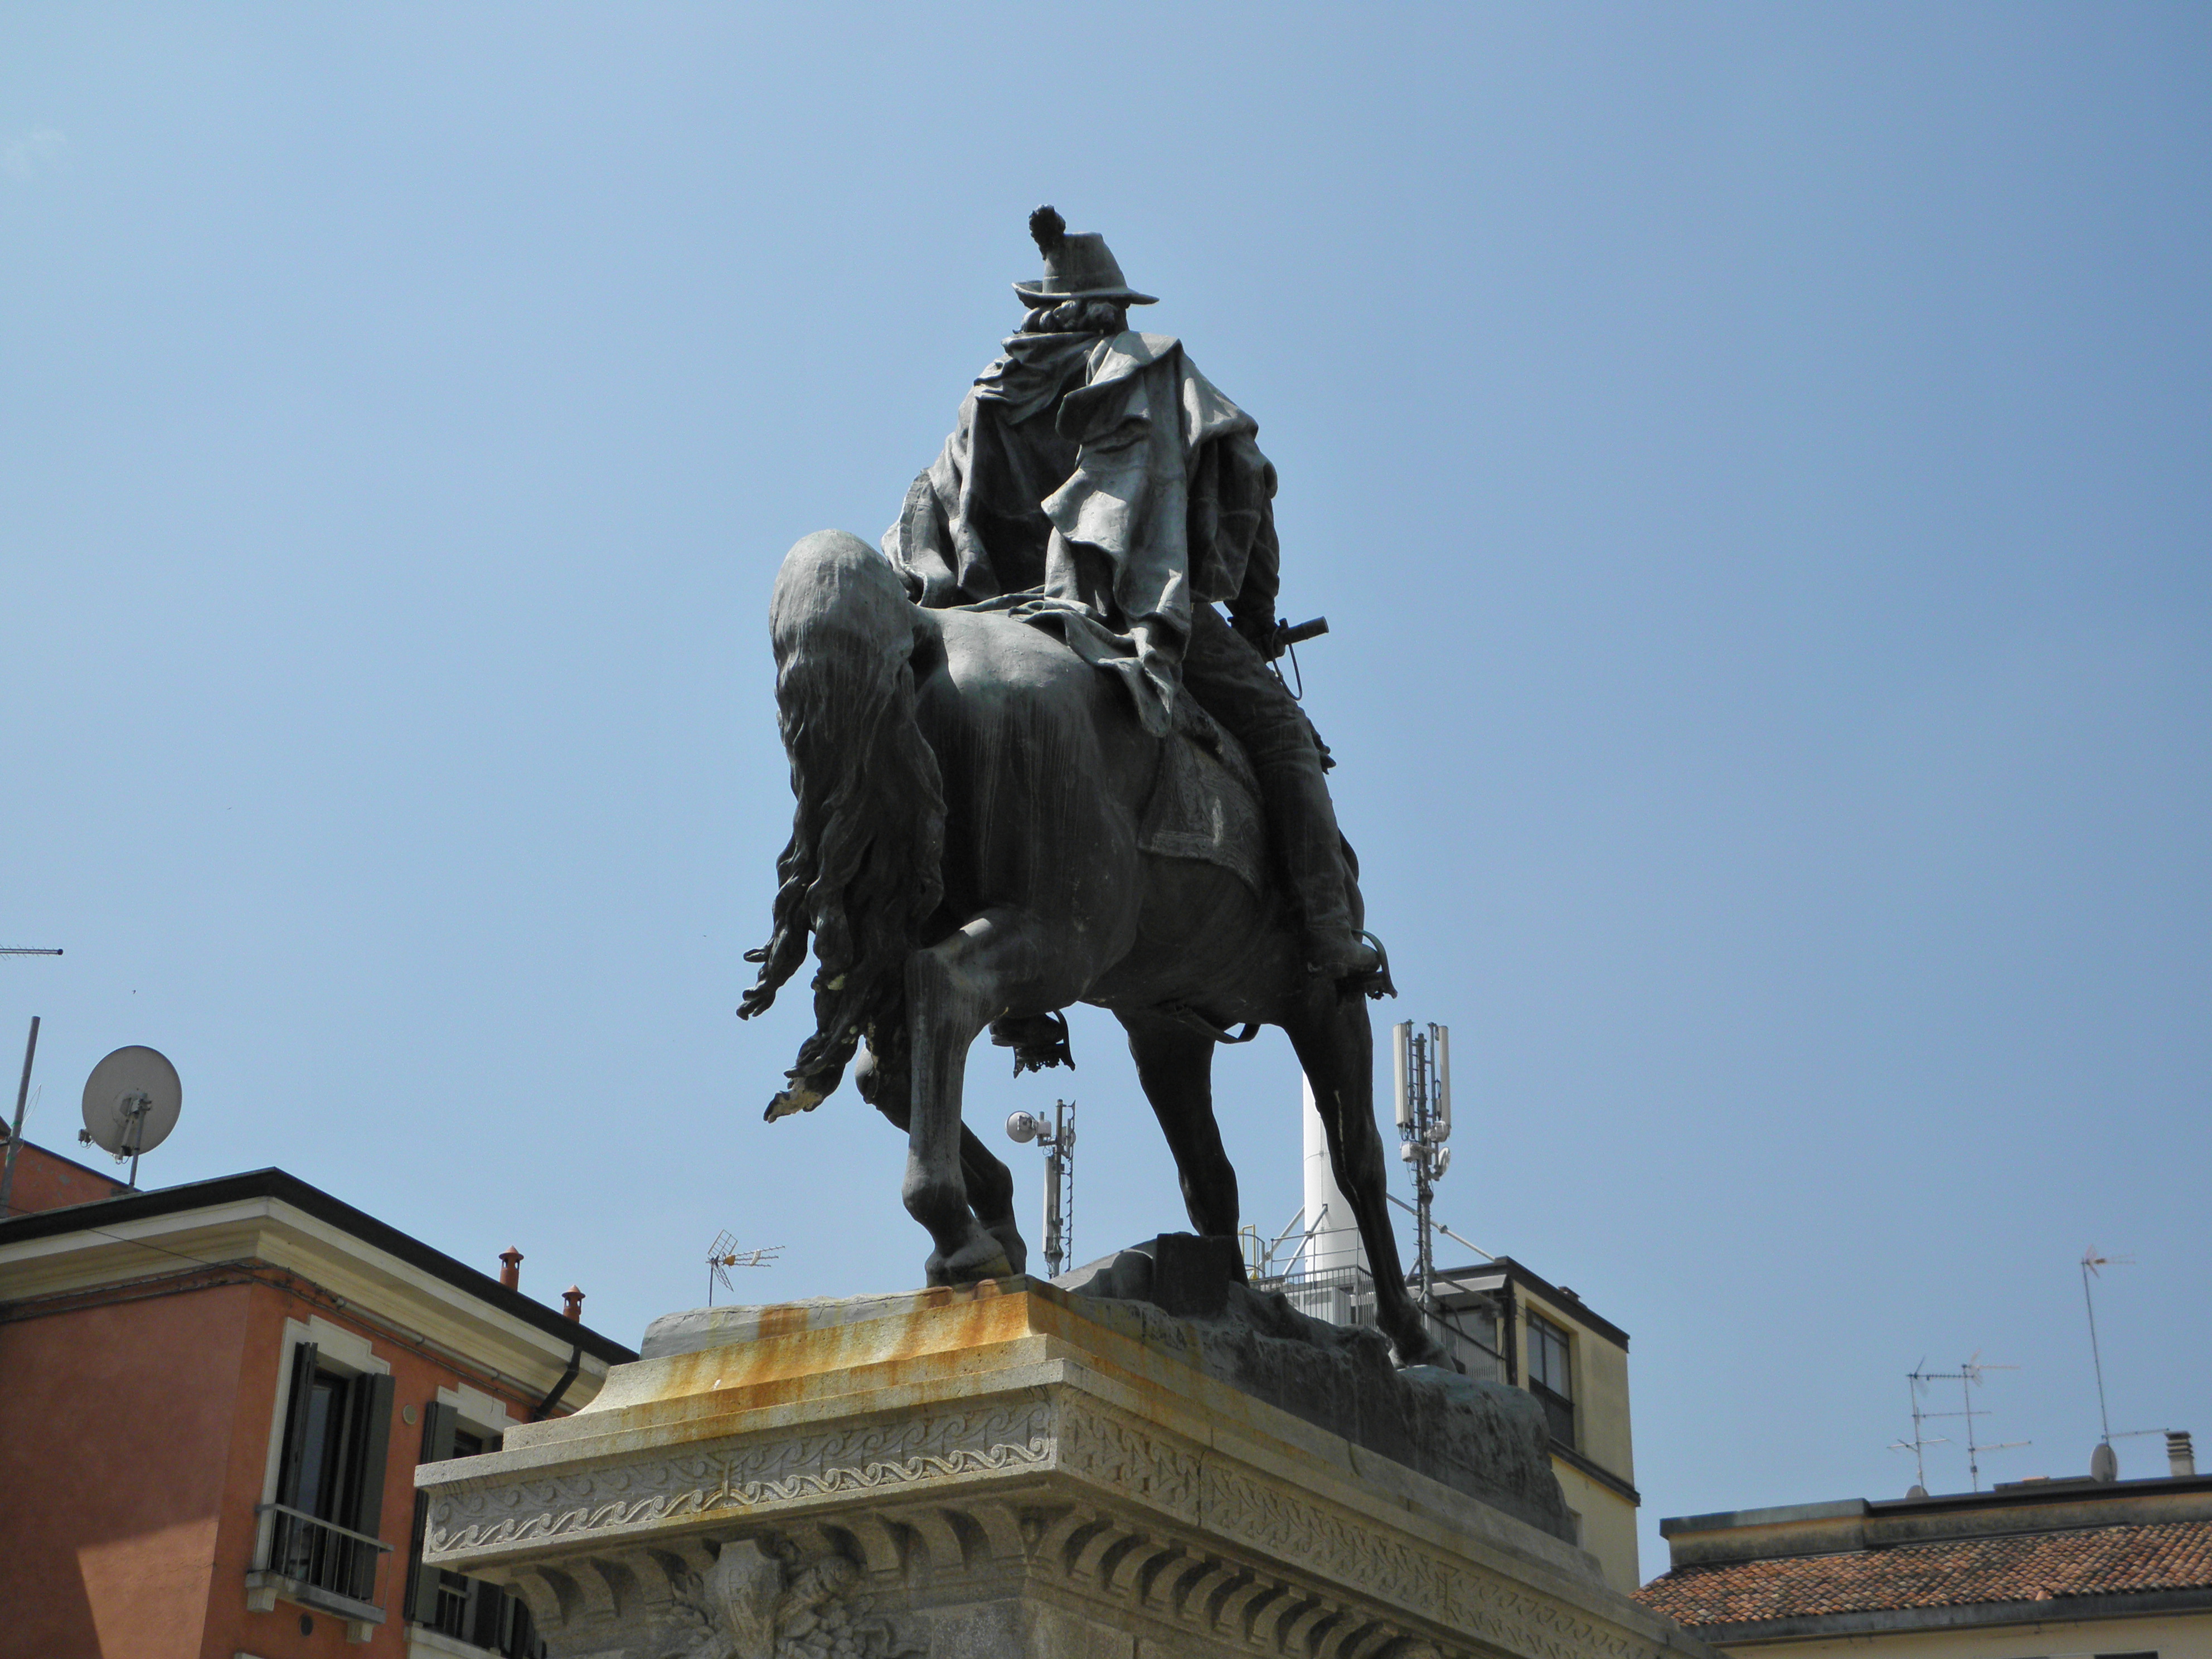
419;1274;1712;1659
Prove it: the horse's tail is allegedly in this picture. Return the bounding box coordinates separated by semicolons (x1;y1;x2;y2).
739;530;946;1119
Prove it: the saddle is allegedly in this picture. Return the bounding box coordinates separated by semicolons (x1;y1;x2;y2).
1137;704;1268;894
950;590;1269;894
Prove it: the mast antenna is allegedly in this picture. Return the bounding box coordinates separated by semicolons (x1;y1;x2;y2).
2082;1246;2134;1448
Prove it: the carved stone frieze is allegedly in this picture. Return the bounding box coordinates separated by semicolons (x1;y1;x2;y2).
426;1401;1053;1559
1052;1395;1202;1519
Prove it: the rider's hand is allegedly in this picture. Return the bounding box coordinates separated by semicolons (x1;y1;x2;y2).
1231;609;1283;659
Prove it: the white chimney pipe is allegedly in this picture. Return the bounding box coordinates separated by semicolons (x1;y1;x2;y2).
2170;1431;2197;1478
1302;1074;1370;1278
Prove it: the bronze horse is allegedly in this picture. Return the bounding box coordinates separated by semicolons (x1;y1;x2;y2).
740;530;1446;1367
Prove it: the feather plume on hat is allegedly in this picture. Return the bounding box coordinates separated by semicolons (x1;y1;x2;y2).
1012;205;1157;307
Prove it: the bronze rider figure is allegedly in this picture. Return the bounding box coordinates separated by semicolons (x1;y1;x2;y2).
886;206;1379;986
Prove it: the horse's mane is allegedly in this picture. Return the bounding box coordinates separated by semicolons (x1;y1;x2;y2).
741;540;947;1115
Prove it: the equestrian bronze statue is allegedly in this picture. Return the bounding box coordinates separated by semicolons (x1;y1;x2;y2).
741;209;1448;1368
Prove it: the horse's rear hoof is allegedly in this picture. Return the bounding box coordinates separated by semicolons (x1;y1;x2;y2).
926;1232;1017;1287
1394;1330;1456;1371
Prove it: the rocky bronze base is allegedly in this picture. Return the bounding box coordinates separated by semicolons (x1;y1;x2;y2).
418;1260;1711;1659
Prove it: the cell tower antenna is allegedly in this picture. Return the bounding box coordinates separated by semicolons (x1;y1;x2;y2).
2081;1246;2135;1448
1005;1099;1075;1276
1391;1021;1453;1316
704;1232;783;1306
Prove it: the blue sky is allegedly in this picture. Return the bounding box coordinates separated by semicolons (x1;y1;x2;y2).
4;5;2206;1577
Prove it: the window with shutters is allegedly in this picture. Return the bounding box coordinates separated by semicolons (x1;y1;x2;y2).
264;1340;396;1607
404;1402;546;1658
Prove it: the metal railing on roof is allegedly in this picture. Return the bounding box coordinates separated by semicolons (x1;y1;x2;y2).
1252;1260;1380;1328
1251;1260;1509;1384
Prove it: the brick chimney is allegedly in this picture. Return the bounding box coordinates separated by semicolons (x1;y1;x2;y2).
2170;1430;2196;1478
498;1246;523;1290
562;1286;585;1321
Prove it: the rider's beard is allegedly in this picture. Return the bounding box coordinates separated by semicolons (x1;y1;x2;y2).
1020;299;1128;336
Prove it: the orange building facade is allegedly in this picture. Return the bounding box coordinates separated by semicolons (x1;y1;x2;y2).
0;1151;634;1659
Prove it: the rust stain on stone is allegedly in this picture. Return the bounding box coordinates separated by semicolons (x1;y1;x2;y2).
618;1286;1049;1420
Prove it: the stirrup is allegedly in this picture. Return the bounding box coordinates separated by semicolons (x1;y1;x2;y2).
1337;930;1396;1001
987;1010;1074;1075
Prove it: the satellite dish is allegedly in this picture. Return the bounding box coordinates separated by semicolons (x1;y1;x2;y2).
1006;1111;1040;1144
2091;1441;2119;1483
80;1046;182;1181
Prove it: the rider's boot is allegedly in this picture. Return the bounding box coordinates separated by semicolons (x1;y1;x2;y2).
1254;743;1380;983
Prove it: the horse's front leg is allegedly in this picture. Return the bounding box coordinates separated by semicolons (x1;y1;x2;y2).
858;1027;1026;1275
905;908;1056;1285
1283;980;1452;1370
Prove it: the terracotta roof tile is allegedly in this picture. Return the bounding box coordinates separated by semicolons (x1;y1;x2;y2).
1638;1520;2212;1628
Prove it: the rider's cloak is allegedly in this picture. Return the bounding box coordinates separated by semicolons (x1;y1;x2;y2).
886;330;1280;734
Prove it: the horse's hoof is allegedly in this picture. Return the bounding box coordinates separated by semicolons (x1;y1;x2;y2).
925;1233;1017;1287
1394;1330;1456;1371
984;1219;1031;1277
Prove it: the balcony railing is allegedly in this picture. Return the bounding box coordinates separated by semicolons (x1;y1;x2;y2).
256;1503;390;1608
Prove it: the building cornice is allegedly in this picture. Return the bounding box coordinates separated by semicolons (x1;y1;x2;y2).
1553;1440;1642;1507
0;1169;635;1388
1435;1257;1633;1351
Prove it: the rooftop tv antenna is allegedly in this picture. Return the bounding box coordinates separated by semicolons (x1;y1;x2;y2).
1;1015;46;1216
77;1045;182;1189
1006;1099;1075;1277
2082;1246;2134;1452
2;954;64;1214
2074;1248;2171;1478
1900;1356;2030;1493
1392;1022;1452;1308
704;1232;783;1306
1888;1357;1953;1495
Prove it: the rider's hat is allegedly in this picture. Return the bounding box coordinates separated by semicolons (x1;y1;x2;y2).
1014;205;1157;308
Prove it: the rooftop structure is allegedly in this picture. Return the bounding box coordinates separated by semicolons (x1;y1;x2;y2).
0;1152;635;1656
1641;1450;2212;1658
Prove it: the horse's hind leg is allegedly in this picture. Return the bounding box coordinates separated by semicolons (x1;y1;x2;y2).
906;908;1060;1286
1119;1011;1241;1244
857;1029;1026;1274
1282;983;1451;1369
